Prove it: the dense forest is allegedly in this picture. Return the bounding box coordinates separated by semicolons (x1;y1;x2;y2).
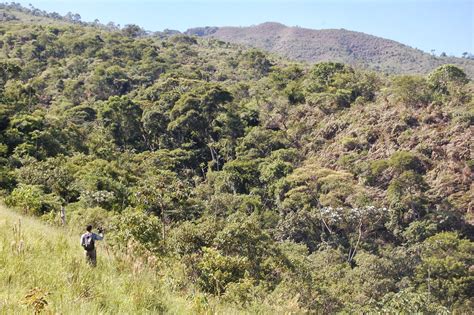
0;3;473;313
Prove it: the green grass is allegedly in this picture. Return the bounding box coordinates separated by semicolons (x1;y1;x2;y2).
0;204;194;314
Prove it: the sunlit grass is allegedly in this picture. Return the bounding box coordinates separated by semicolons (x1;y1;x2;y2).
0;204;177;314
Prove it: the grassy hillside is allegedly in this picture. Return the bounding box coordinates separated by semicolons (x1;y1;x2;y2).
186;22;474;77
0;204;172;314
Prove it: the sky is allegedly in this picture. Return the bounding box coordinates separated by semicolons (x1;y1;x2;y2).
13;0;474;56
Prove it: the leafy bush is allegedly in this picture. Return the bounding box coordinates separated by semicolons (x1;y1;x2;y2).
108;208;164;255
391;75;431;107
428;64;468;95
6;184;61;215
169;216;222;256
388;151;425;174
194;247;249;295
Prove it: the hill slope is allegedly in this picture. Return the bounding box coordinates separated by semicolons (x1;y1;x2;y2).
186;22;474;77
0;205;173;314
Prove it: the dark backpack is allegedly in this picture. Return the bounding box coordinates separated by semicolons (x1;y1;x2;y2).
82;233;95;251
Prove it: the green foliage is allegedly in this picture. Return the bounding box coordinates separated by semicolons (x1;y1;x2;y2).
169;216;222;256
306;62;350;92
274;209;322;252
364;159;389;186
387;170;428;233
240;49;273;77
213;213;278;269
415;232;474;309
6;184;60;215
132;170;198;221
344;251;398;306
428;64;468;95
109;208;164;255
194;247;249;295
391;75;432;107
87;65;130;100
388;151;425;174
73;158;131;211
379;289;449;313
216;159;260;194
15;155;77;201
236;127;289;159
276;162;368;211
98;96;143;150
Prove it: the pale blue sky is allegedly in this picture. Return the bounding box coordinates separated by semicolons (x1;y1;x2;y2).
15;0;474;56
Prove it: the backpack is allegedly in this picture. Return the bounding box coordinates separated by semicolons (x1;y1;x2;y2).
82;233;95;251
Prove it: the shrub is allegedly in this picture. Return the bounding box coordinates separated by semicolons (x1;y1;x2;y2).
68;206;112;231
6;184;61;215
391;75;431;107
387;171;428;232
195;247;249;295
108;208;164;255
274;209;322;252
428;64;468;95
168;216;221;256
388;151;424;174
365;159;389;186
341;136;362;151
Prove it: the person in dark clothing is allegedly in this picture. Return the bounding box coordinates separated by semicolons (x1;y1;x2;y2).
80;225;104;267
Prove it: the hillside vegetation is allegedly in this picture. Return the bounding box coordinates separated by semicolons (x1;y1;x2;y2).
0;3;473;313
0;204;260;314
0;204;166;314
186;22;474;77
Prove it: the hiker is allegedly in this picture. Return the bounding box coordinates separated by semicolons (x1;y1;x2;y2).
80;225;104;267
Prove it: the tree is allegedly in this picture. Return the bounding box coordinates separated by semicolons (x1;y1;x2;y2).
428;65;468;95
168;84;234;169
109;208;164;255
15;155;78;202
415;232;473;309
388;151;425;174
98;96;144;150
240;49;273;77
87;65;131;100
391;75;431;107
132;171;197;241
305;62;352;93
387;171;428;234
122;24;146;38
0;61;21;98
236;127;289;159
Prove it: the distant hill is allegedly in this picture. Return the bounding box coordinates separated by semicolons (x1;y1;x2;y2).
186;22;474;77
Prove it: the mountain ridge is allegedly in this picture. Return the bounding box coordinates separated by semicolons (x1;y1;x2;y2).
186;22;474;77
